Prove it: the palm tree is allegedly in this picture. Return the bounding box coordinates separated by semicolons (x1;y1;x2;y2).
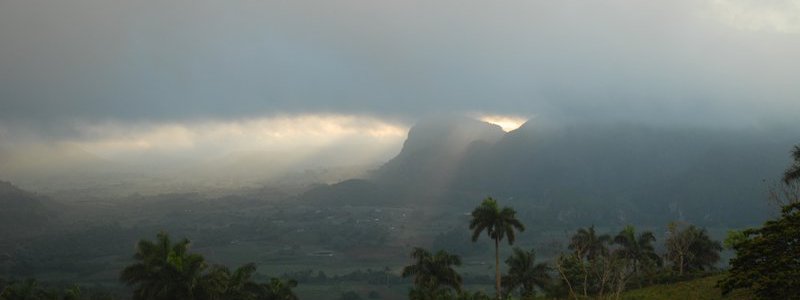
612;225;660;274
402;247;463;296
569;225;611;261
784;145;800;184
259;278;298;300
120;232;209;300
567;225;610;297
469;197;525;299
501;247;550;299
198;263;261;300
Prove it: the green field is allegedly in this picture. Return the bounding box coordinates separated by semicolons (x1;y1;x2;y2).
621;274;753;300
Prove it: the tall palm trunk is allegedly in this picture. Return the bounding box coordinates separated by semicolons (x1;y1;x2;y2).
495;238;500;299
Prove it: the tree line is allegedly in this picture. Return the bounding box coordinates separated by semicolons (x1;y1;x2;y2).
1;232;300;300
400;144;800;300
3;144;799;300
719;145;800;299
400;197;723;300
0;201;723;300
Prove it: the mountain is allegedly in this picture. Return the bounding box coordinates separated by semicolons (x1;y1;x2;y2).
300;117;798;227
0;143;115;191
374;116;505;186
301;117;504;207
0;181;53;237
451;122;792;225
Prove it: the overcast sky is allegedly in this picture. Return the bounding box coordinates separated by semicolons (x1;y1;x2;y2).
1;0;799;164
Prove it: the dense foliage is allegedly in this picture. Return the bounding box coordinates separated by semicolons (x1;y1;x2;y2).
401;248;462;299
500;248;549;299
613;225;661;275
719;202;800;299
664;223;722;275
550;224;721;299
783;145;800;184
0;279;102;300
120;232;298;300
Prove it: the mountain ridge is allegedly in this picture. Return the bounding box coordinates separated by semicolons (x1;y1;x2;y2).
300;117;798;227
0;180;54;237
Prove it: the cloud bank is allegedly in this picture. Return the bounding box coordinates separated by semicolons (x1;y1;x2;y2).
0;0;798;188
0;0;798;131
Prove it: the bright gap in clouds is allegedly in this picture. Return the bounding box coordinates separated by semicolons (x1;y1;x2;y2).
72;114;408;167
478;115;527;132
0;115;411;190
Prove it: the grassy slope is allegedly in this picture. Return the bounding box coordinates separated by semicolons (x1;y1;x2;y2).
622;274;753;300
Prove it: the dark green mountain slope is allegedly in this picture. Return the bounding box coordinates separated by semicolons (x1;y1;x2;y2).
301;118;798;227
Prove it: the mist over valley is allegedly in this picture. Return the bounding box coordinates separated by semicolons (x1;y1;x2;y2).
2;1;800;299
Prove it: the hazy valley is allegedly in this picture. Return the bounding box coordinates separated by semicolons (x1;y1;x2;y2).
2;117;797;299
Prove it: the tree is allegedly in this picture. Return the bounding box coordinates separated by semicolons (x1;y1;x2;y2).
612;225;660;274
664;222;691;276
501;247;550;299
0;278;58;300
552;254;581;300
722;230;747;250
63;285;82;300
199;263;261;300
685;227;722;273
769;146;800;209
569;225;610;262
719;202;800;299
401;247;462;298
567;225;610;297
0;279;115;300
469;197;525;299
664;223;721;275
120;232;211;300
454;290;492;300
783;145;800;184
260;278;298;300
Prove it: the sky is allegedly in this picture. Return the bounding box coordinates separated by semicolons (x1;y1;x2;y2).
0;0;799;181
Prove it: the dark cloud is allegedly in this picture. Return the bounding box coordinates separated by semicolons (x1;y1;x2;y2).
1;0;799;136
